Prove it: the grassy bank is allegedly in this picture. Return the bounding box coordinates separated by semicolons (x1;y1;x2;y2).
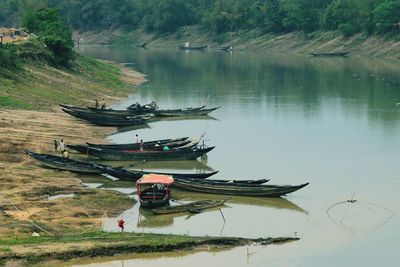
0;231;298;266
0;41;144;111
74;28;400;58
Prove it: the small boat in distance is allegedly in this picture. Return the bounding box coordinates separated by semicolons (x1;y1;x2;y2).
308;51;350;57
179;42;208;51
136;174;174;208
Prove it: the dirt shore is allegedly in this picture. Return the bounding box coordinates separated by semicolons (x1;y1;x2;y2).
0;63;145;240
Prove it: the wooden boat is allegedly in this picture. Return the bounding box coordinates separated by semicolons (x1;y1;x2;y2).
138;170;219;179
136;174;174;208
179;44;208;51
67;140;198;155
66;145;215;161
216;46;233;52
153;106;220;117
151;199;229;214
62;109;153;126
24;150;103;174
308;51;350;57
61;104;220;117
179;178;270;186
85;137;190;150
173;177;309;197
25;151;218;180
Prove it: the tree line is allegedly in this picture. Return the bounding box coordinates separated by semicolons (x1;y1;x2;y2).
1;0;399;37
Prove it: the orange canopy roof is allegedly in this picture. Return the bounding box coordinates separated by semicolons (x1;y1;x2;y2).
136;174;174;185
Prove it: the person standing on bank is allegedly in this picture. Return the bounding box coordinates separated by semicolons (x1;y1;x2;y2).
59;139;68;158
135;134;139;143
140;139;144;151
53;140;58;151
95;99;99;109
100;99;106;109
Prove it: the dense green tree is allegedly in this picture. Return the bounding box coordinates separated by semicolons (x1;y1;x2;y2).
0;0;399;38
373;0;400;33
21;8;74;66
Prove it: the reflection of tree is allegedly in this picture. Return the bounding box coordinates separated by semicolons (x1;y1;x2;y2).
81;47;400;130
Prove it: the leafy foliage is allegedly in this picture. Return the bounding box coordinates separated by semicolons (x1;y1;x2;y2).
1;0;399;37
373;0;400;33
0;44;20;69
21;8;74;66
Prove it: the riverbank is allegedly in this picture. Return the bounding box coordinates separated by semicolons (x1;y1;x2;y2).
0;49;148;265
0;232;298;266
74;28;400;58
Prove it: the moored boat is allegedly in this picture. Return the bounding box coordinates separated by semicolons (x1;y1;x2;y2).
85;137;191;150
173;177;309;197
61;104;220;117
151;199;229;214
136;174;174;208
308;51;350;57
62;108;153;126
25;150;219;180
178;44;208;50
66;145;215;161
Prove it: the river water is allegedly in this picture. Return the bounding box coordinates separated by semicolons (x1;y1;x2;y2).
72;46;400;267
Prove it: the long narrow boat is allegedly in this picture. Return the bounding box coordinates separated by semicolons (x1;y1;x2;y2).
175;178;269;186
67;146;215;161
85;137;190;150
152;106;220;117
25;151;219;180
308;51;350;57
24;150;103;174
151;199;229;215
67;140;198;154
179;45;208;50
62;109;153;126
61;104;220;117
138;170;219;179
173;177;309;197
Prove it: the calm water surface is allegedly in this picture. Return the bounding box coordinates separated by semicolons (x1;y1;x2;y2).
74;47;400;267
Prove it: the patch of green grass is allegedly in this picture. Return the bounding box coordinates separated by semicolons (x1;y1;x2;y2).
0;96;33;109
0;231;196;246
0;246;12;252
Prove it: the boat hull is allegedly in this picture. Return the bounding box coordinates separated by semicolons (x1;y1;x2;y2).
69;146;215;161
173;178;309;197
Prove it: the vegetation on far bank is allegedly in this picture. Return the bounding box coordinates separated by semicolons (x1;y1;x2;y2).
1;0;399;40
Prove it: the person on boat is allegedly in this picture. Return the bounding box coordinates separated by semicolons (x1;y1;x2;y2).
135;134;139;143
155;141;160;148
163;145;170;151
140;139;144;151
53;140;58;151
149;101;158;109
100;99;106;109
95;99;99;109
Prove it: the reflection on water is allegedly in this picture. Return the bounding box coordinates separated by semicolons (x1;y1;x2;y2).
102;191;307;234
76;47;400;267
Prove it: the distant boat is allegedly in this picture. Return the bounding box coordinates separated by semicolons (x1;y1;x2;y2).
216;46;233;52
139;41;147;48
178;44;208;51
308;51;350;57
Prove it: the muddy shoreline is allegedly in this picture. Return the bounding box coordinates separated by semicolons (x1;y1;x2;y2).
1;235;298;265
